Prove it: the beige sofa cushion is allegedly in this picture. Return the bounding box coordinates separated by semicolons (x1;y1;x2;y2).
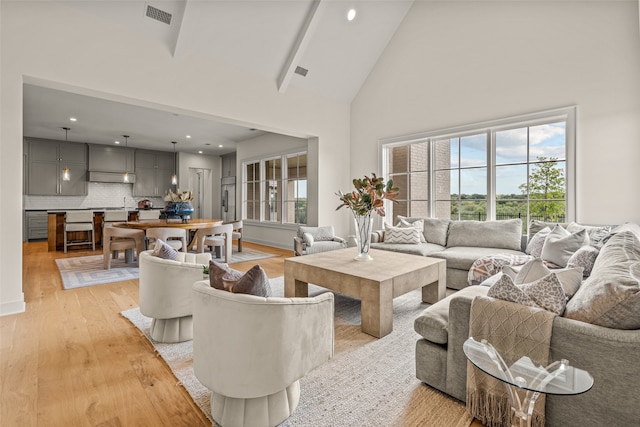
447;219;522;251
564;231;640;329
414;286;489;344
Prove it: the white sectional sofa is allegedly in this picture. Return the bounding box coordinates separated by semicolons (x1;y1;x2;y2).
371;217;525;290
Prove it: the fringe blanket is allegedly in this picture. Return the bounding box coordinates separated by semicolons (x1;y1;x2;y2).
466;296;556;427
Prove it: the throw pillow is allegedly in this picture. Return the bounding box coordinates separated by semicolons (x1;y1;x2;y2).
397;218;426;243
564;231;640;329
224;264;273;297
525;226;551;257
209;260;243;290
503;258;583;299
541;225;588;268
298;225;335;242
567;245;600;278
487;273;567;315
151;239;179;260
302;232;315;247
566;222;611;248
384;226;421;244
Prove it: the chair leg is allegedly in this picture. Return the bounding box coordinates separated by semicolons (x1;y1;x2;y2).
238;237;242;252
64;231;68;254
91;229;95;251
124;248;134;264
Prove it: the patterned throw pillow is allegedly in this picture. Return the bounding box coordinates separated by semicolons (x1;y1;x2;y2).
209;260;243;290
503;258;584;298
151;238;179;260
225;264;272;297
541;225;588;267
567;245;600;278
298;225;335;242
566;222;611;248
487;273;567;315
397;218;427;243
384;226;421;244
525;226;551;257
208;261;272;297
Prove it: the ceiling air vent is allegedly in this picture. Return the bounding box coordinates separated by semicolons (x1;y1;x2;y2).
294;66;309;77
146;4;172;25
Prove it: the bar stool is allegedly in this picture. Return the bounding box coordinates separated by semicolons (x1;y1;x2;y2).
64;210;95;253
138;210;160;220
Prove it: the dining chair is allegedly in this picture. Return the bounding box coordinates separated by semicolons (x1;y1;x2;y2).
146;227;187;252
225;220;243;252
102;223;146;269
64;210;95;253
195;223;234;263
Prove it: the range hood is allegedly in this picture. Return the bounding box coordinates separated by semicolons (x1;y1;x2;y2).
88;171;136;183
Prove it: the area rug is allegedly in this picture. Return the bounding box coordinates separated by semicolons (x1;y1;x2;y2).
56;247;275;290
122;277;471;427
56;254;139;290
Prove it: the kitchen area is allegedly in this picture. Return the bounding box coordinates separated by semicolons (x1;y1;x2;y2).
23;137;174;251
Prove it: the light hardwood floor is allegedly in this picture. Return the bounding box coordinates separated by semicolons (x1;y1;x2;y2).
2;241;483;427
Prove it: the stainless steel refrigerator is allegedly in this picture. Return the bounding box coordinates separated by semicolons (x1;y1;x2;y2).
221;176;236;222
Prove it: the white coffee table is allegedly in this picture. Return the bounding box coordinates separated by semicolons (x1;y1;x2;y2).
284;248;446;338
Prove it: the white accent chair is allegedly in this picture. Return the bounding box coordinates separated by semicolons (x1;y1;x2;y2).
195;224;234;262
102;224;146;269
146;227;187;252
293;225;346;256
64;210;95;253
192;281;334;427
139;250;212;343
137;209;160;220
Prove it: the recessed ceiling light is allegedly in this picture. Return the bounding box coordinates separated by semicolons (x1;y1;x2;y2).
186;135;191;139
69;117;77;122
198;150;203;154
218;144;223;148
114;140;120;144
347;8;356;21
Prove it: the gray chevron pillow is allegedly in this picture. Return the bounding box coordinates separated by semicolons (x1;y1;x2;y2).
384;226;421;244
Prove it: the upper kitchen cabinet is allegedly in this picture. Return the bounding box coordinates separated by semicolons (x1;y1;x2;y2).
88;144;135;173
26;138;88;196
133;149;175;197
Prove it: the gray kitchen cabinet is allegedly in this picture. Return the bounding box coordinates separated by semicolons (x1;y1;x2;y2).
26;138;87;196
133;149;176;197
88;144;135;173
25;211;48;240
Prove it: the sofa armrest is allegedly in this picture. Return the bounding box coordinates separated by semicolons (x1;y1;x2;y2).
293;236;305;256
370;230;384;243
332;236;346;245
444;292;477;401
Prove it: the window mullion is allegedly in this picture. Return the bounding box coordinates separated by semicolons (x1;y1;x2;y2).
487;130;496;220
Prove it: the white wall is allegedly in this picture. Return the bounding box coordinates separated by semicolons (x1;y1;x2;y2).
236;133;309;249
352;0;640;226
0;1;351;315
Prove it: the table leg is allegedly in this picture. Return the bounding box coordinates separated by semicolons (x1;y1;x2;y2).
360;279;393;338
422;261;446;304
285;276;308;298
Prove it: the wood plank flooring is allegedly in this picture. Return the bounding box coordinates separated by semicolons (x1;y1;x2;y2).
2;241;482;427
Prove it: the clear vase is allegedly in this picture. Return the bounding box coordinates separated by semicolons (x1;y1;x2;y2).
353;214;374;261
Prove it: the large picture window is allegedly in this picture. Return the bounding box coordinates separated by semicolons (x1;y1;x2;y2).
382;107;575;233
242;152;307;225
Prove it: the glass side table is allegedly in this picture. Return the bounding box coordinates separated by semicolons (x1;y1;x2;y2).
463;337;594;427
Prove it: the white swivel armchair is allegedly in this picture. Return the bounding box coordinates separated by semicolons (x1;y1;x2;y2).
192;281;334;427
139;250;212;343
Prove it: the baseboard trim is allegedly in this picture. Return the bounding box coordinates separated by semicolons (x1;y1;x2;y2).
245;238;291;251
0;295;26;316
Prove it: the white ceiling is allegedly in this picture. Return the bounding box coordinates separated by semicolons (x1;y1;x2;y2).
23;0;414;154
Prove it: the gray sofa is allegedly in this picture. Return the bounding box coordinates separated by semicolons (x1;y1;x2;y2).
414;224;640;426
371;218;525;290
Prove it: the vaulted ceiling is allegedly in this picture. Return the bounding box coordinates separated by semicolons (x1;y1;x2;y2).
23;0;414;154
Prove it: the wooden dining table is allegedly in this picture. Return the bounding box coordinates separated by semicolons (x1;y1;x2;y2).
113;218;224;251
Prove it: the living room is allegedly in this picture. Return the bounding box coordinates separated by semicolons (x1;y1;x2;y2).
2;1;639;426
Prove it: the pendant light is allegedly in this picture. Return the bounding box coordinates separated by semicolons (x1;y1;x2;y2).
123;135;130;183
171;141;178;186
61;127;71;181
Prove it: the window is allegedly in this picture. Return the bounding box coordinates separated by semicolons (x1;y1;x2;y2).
381;107;575;233
242;152;307;225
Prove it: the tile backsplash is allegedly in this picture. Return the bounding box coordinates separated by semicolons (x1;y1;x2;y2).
23;182;165;210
